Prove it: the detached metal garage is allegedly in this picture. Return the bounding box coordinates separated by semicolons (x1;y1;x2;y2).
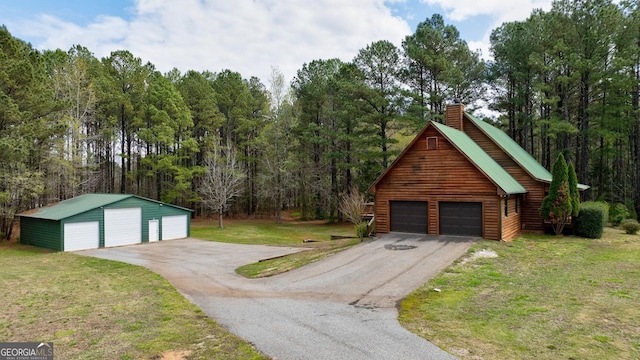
19;194;192;251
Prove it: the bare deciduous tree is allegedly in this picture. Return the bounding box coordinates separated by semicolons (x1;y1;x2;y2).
339;188;368;239
199;140;246;228
256;67;296;223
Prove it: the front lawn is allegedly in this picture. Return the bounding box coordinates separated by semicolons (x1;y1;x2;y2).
399;228;640;360
0;243;265;360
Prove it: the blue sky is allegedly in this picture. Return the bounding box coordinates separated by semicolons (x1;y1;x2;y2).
0;0;552;85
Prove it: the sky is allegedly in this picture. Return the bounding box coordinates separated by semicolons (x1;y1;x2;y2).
0;0;554;86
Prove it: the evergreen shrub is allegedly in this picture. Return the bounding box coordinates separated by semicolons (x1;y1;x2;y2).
355;222;368;240
576;202;607;239
621;219;640;235
609;203;630;226
584;201;609;224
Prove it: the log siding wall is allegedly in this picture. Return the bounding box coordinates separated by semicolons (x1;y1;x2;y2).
501;195;522;241
463;117;546;231
373;126;506;240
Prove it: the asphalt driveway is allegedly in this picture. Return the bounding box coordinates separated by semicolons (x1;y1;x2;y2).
78;233;475;360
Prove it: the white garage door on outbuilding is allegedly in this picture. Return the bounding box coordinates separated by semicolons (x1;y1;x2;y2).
162;215;188;240
104;207;142;247
63;221;99;251
19;194;193;251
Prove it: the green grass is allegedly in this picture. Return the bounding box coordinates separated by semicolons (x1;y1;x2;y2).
191;219;354;245
193;218;362;277
0;219;358;358
399;228;640;360
0;243;265;360
236;238;360;277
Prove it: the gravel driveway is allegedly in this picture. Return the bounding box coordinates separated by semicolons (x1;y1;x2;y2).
78;233;475;360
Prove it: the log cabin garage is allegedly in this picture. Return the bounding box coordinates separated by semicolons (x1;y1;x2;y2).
19;193;192;251
369;103;588;241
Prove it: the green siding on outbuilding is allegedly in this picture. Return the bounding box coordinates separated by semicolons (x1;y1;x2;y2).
19;194;192;251
20;217;62;251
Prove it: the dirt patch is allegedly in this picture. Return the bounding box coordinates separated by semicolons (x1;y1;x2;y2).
449;348;485;360
155;350;192;360
458;248;498;265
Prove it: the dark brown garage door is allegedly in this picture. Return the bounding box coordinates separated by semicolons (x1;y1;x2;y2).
439;202;482;237
390;201;428;233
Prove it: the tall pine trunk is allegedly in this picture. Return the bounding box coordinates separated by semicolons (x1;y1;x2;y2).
578;72;590;186
634;62;640;217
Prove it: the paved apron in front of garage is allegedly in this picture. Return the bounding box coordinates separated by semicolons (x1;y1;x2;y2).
78;233;475;360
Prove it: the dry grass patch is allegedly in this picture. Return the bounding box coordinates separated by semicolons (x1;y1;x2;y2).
0;243;265;360
399;228;640;360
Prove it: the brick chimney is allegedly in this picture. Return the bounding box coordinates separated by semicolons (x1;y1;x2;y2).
446;101;464;131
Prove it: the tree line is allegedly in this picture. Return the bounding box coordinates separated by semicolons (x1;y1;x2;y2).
1;0;639;239
489;0;640;216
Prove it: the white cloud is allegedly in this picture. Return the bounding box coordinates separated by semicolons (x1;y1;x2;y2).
420;0;552;22
18;14;131;54
422;0;553;60
468;40;490;59
12;0;412;84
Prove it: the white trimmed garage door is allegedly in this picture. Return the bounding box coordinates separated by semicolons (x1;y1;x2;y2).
162;215;188;240
104;208;142;247
63;221;99;251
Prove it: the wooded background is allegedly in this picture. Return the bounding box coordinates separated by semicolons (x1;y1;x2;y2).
1;0;639;238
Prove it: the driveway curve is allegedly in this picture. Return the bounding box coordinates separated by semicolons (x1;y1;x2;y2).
78;233;475;360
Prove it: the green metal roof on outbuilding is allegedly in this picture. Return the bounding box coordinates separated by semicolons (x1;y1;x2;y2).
431;121;527;195
20;193;193;251
21;193;192;220
464;113;589;190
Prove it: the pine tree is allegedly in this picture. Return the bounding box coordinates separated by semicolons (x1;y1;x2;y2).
567;162;580;217
540;153;573;235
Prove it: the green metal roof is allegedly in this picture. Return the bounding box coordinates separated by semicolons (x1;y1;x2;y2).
432;121;527;195
19;193;191;220
20;194;133;220
465;113;553;182
465;113;589;190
